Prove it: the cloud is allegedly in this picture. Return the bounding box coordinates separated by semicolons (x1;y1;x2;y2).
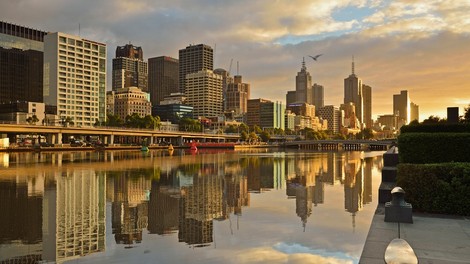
1;0;470;121
234;247;353;264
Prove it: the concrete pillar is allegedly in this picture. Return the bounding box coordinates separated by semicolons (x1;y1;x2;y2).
57;133;62;145
177;136;184;146
150;136;155;145
110;134;114;145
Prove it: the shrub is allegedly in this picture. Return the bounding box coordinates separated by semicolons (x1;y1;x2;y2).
397;163;470;215
400;123;470;134
398;133;470;163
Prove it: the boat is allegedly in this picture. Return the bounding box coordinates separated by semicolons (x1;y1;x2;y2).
141;146;149;152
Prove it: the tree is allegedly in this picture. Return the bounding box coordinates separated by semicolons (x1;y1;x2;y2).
26;115;39;125
125;113;143;128
252;125;262;134
143;115;161;130
462;104;470;123
240;131;249;142
239;123;249;133
106;114;123;127
179;117;202;132
259;130;271;142
422;115;445;124
356;128;374;139
248;132;259;144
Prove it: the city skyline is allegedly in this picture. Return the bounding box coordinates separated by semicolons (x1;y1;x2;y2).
1;1;470;120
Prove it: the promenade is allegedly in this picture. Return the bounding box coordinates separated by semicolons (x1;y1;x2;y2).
360;205;470;263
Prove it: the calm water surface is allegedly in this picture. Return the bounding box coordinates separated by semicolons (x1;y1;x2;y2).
0;149;384;264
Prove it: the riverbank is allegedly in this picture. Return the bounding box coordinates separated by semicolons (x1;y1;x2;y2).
1;143;281;152
359;205;470;263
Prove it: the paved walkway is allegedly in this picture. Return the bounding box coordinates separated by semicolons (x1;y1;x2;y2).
360;205;470;263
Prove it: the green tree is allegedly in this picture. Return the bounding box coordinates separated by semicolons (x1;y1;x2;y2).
240;131;249;142
26;115;39;125
239;123;249;133
106;114;123;127
125;113;143;128
143;115;161;130
252;125;262;134
224;125;238;133
179;117;202;132
259;130;271;142
248;132;259;144
422;115;445;124
462;104;470;123
356;128;374;139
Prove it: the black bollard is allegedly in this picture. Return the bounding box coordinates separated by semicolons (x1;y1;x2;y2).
384;187;413;223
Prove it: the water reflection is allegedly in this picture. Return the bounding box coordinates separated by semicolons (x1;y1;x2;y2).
0;150;383;263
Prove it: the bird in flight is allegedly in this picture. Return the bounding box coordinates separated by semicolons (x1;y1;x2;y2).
308;54;323;61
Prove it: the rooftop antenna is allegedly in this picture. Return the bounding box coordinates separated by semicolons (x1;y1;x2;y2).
352;55;355;75
302;57;306;70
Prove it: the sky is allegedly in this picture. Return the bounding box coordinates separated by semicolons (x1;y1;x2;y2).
2;0;470;121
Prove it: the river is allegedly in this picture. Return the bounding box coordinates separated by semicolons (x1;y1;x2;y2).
0;149;384;264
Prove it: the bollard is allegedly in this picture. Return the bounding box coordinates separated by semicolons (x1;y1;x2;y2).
384;187;413;223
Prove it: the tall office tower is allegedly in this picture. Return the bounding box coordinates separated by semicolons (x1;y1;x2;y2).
226;75;250;115
185;69;222;118
0;21;47;103
344;58;372;128
247;98;285;130
213;68;232;111
295;58;313;104
312;83;324;109
362;84;372;128
148;56;179;106
318;105;341;134
286;90;297;106
178;44;213;93
44;32;107;127
393;90;410;125
112;44;148;92
410;102;419;122
116;43;143;60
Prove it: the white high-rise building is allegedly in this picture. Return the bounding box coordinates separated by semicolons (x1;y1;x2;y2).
186;69;223;118
44;32;106;127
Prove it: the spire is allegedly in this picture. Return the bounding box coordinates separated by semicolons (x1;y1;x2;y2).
352;55;355;75
302;57;306;71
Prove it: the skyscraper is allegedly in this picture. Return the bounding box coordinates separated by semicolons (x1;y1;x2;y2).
112;44;148;92
178;44;213;94
295;58;312;104
148;56;179;106
410;102;419;122
312;83;324;110
44;32;107;127
344;57;372;128
393;90;410;125
225;75;250;115
185;69;222;118
362;84;372;129
0;21;46;103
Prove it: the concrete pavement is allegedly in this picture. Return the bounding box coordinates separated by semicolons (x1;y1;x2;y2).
360;205;470;264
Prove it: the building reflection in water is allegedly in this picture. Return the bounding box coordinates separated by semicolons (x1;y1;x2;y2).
0;150;380;262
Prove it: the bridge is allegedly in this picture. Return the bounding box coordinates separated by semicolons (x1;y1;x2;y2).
283;139;395;151
0;124;240;146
